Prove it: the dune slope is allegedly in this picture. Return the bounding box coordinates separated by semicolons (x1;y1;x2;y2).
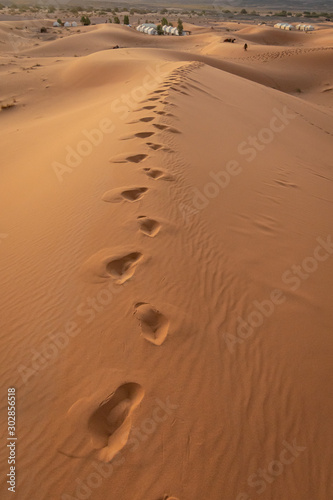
0;21;333;500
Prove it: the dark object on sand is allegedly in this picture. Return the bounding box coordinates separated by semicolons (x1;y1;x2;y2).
223;38;236;43
113;45;120;49
244;43;248;51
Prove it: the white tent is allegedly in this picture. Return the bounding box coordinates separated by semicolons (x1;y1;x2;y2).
64;22;71;27
274;22;293;30
296;24;314;31
162;25;173;34
72;22;77;27
137;23;157;35
53;21;60;27
143;26;156;35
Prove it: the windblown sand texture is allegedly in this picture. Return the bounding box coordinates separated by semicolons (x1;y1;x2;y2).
0;17;333;500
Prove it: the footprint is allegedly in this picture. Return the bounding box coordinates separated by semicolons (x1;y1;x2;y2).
112;154;148;164
158;497;179;500
89;383;144;462
144;168;174;181
146;142;162;150
146;169;164;179
137;216;161;237
126;154;148;163
153;124;168;131
142;105;156;110
81;248;143;284
148;97;159;101
162;101;176;106
58;383;145;461
139;117;155;123
120;132;155;141
122;188;148;201
135;132;154;139
102;187;148;203
134;303;169;345
106;252;142;284
274;180;298;188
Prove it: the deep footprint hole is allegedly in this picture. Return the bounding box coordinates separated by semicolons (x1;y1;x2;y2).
121;187;148;201
106;252;142;278
126;154;148;163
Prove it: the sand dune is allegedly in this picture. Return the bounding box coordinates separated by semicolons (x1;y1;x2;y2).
237;25;333;47
0;16;332;500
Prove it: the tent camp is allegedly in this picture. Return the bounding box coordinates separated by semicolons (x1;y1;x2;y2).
136;23;157;35
72;22;77;27
137;22;186;36
162;25;189;36
163;26;180;35
274;22;294;30
296;24;315;31
64;22;71;27
162;25;173;34
53;21;60;27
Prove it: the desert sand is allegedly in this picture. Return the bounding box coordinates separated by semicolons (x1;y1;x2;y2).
0;16;333;500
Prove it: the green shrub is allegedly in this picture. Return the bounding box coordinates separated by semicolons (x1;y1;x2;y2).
80;15;91;25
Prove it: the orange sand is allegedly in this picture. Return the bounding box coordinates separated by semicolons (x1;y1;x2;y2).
0;19;332;500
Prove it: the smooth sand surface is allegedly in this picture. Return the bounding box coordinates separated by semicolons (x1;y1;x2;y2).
0;19;332;500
